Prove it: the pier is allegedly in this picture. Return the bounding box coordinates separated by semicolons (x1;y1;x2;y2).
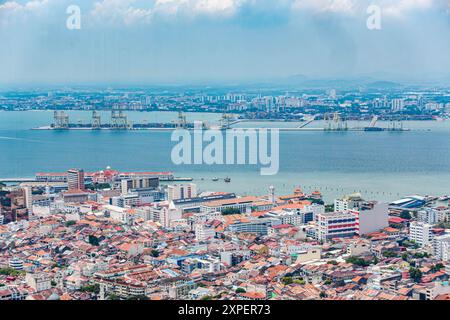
32;111;408;132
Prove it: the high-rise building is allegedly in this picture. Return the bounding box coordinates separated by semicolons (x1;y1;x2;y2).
317;211;359;242
409;221;433;247
121;177;159;195
67;169;85;191
349;202;389;235
167;184;197;202
433;234;450;262
23;187;33;211
391;98;405;112
334;193;364;212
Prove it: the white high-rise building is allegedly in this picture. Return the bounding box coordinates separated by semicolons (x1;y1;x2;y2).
409;221;434;247
194;223;216;242
23;187;33;211
334;193;364;212
391;98;405;112
434;234;450;262
160;201;182;228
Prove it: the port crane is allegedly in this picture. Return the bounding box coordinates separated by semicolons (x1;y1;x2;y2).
111;109;130;129
324;112;348;131
53;111;69;129
92;111;101;129
368;115;379;128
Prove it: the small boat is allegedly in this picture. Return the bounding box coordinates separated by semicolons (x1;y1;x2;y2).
224;177;231;183
438;195;449;201
212;178;219;182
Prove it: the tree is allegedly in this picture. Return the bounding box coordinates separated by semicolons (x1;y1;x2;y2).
401;252;409;261
221;208;241;215
80;284;100;294
65;220;76;227
293;279;306;285
0;268;24;277
235;288;246;294
281;277;293;285
346;256;371;267
409;267;422;283
400;210;412;220
431;263;444;273
382;250;398;258
150;249;160;258
127;295;149;300
88;235;100;246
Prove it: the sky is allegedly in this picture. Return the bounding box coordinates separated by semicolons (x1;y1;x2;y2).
1;0;450;85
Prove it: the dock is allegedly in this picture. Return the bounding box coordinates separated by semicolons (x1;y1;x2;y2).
33;111;408;132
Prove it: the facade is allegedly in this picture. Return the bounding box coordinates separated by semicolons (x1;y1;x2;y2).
67;169;85;191
9;257;24;270
120;177;159;195
167;184;198;202
263;204;324;226
201;196;257;214
350;202;389;235
25;273;51;292
418;208;440;225
409;221;434;247
228;218;280;236
433;234;450;262
317;211;359;242
334;193;364;212
194;223;216;242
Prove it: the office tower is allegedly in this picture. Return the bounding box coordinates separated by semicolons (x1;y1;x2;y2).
167;184;197;202
409;221;433;247
67;169;85;191
23;186;33;211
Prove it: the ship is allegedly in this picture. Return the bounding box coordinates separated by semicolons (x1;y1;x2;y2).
212;177;219;182
224;177;231;183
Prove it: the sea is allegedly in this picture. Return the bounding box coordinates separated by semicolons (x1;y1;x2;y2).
0;110;449;203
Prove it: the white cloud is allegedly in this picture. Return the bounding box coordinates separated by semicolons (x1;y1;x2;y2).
291;0;358;15
380;0;434;17
1;0;447;28
0;0;50;12
0;0;50;27
291;0;442;17
90;0;152;25
193;0;246;16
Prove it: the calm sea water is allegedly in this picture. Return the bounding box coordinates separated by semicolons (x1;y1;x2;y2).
0;111;449;202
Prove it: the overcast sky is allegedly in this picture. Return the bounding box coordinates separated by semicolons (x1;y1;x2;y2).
1;0;450;85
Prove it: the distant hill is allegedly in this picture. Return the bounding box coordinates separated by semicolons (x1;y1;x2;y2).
366;80;403;89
